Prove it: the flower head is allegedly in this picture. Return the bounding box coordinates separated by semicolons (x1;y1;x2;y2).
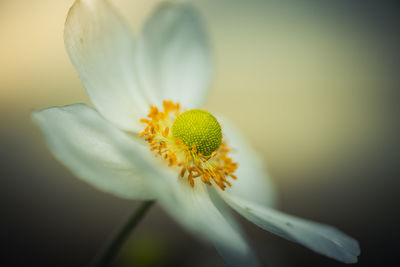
139;101;236;190
32;0;360;265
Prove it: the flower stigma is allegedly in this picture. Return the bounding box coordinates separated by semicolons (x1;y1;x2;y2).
139;101;237;190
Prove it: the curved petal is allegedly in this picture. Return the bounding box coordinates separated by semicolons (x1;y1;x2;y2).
207;188;262;267
65;0;149;132
142;165;259;267
220;193;360;264
31;103;156;199
136;2;212;108
219;117;278;208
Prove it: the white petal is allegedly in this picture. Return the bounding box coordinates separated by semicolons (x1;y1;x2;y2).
65;0;149;132
137;2;212;108
208;189;262;267
220;193;360;264
145;171;258;266
32;103;156;199
219;117;278;208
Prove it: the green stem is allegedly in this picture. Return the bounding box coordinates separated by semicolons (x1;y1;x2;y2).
91;201;155;267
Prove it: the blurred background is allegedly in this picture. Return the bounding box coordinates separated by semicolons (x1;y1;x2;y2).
1;0;399;266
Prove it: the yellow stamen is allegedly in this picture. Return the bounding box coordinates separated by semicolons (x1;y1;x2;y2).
162;127;169;138
139;100;238;190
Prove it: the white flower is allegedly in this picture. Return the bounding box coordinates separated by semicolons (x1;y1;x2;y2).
32;0;360;265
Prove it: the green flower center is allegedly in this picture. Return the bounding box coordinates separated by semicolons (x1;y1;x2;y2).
172;109;222;156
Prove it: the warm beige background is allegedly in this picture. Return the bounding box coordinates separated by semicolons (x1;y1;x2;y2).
1;0;398;266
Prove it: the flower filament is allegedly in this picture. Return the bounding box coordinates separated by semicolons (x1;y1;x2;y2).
139;101;237;190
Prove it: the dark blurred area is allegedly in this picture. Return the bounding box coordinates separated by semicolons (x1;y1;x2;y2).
1;0;399;266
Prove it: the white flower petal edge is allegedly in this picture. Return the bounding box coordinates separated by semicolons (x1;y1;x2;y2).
219;117;278;208
208;188;262;267
139;168;261;267
137;2;212;109
219;192;360;264
64;0;150;132
31;103;156;199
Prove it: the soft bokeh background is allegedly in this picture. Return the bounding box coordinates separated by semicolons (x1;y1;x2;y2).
1;0;399;266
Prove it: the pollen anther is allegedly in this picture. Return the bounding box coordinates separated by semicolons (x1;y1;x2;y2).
139;100;238;190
